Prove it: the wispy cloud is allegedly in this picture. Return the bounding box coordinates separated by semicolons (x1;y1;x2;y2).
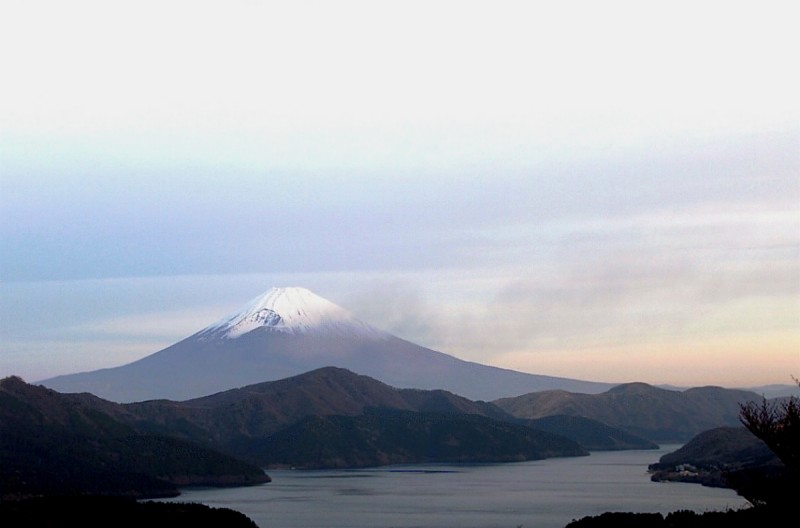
1;2;797;387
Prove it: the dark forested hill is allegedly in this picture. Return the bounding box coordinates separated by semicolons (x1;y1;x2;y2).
2;368;597;476
233;409;588;468
0;376;269;499
648;426;782;488
523;415;658;451
494;382;761;442
121;367;508;445
653;427;778;469
120;368;588;466
0;496;259;528
6;367;739;487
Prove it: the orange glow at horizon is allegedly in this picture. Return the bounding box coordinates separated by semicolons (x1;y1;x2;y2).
491;332;800;388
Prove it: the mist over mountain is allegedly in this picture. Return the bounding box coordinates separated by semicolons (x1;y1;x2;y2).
40;287;612;402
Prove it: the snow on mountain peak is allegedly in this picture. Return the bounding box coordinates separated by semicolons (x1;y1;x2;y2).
199;287;387;340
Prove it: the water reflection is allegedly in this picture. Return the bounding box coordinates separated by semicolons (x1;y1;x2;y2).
165;447;747;528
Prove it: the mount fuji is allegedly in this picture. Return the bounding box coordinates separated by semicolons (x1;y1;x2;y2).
40;287;613;402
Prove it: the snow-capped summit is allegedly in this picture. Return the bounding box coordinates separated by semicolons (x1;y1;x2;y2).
40;285;614;403
199;287;387;339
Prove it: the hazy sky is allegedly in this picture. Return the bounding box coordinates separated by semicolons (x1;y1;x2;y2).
1;1;798;388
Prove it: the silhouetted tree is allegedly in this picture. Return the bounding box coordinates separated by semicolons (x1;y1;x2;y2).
739;381;799;471
735;379;799;507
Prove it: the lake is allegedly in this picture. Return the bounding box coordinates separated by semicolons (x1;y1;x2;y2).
165;446;747;528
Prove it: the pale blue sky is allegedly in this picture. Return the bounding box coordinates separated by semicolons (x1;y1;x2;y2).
1;1;798;387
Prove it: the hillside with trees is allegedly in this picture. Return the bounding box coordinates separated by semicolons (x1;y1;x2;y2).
566;384;798;526
494;382;760;442
0;376;269;499
238;408;588;468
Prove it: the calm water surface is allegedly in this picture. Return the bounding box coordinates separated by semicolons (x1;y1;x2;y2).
166;446;747;528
